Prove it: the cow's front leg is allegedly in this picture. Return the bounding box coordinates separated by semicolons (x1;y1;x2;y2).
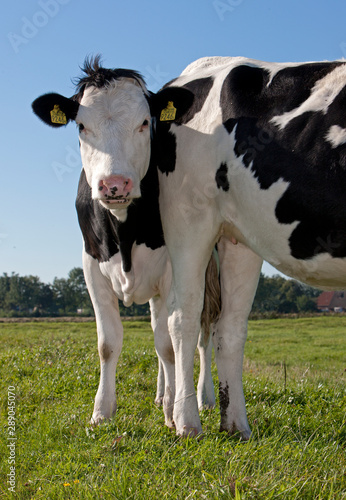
83;252;123;425
155;325;216;413
150;296;176;428
214;238;262;440
167;242;218;437
159;169;221;436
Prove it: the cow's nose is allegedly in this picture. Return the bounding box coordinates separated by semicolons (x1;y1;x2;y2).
98;175;133;198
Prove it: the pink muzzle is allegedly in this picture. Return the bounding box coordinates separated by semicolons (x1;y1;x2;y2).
98;175;133;201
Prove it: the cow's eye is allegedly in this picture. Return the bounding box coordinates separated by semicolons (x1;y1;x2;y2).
139;119;150;133
78;123;85;132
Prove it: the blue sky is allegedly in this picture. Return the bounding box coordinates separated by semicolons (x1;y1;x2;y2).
1;0;346;283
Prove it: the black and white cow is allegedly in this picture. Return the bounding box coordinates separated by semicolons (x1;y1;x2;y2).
32;59;218;429
155;56;346;438
33;55;346;440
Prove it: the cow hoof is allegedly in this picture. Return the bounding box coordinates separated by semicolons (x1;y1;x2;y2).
177;425;202;438
90;416;103;426
220;424;251;441
155;396;164;407
165;419;175;429
198;402;216;411
91;412;114;426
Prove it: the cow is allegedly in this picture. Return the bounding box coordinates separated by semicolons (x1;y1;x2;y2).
154;56;346;438
33;55;346;440
31;59;219;429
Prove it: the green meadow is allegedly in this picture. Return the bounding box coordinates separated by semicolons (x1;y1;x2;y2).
0;317;345;499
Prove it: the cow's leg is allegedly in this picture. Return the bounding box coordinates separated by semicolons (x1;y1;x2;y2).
150;297;165;406
155;359;165;406
164;232;218;436
159;170;221;435
155;326;215;411
149;296;175;428
167;258;212;436
197;330;215;409
83;252;123;425
214;238;262;440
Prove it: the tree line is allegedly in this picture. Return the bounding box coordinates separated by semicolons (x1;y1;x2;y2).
0;268;321;318
252;273;320;314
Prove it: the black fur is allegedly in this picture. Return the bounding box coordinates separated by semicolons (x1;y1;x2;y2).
220;62;343;122
75;170;120;263
151;78;212;175
176;77;214;125
73;55;147;103
76;157;165;271
31;92;79;128
153;126;177;176
149;86;194;122
215;163;230;192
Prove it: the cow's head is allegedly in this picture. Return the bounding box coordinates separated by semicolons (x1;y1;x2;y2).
32;56;193;220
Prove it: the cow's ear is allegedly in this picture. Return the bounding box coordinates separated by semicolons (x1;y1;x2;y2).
32;93;79;128
150;87;194;123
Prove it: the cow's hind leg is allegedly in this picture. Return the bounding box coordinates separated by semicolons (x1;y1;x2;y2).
150;296;175;428
83;252;123;425
155;359;165;406
214;238;262;440
155;326;215;412
197;331;215;410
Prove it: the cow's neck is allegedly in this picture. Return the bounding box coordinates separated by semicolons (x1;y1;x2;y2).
110;154;165;273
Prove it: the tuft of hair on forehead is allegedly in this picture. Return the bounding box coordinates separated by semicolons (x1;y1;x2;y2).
73;55;148;102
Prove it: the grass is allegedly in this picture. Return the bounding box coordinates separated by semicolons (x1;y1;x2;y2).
0;317;345;499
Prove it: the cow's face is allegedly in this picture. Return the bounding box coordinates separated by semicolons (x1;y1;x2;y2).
32;77;151;220
32;58;194;220
76;79;151;214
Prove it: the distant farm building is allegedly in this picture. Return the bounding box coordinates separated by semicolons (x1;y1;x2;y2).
317;291;346;312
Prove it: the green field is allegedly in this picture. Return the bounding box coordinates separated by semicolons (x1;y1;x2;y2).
0;317;345;499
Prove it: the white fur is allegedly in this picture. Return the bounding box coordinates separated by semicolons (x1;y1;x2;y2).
77;80;151;204
326;124;346;148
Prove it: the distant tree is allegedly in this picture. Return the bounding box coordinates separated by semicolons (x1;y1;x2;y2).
276;280;300;313
67;267;93;314
0;273;11;312
0;273;54;316
119;301;150;317
296;295;318;312
2;274;22;313
252;273;318;314
252;274;283;312
52;268;93;315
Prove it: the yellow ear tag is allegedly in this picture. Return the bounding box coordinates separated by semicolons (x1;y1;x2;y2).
160;101;177;121
50;104;67;125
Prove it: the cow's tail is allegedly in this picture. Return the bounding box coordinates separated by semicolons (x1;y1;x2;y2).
201;247;221;347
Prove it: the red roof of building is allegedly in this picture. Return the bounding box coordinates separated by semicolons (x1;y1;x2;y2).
317;291;335;308
317;291;346;309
